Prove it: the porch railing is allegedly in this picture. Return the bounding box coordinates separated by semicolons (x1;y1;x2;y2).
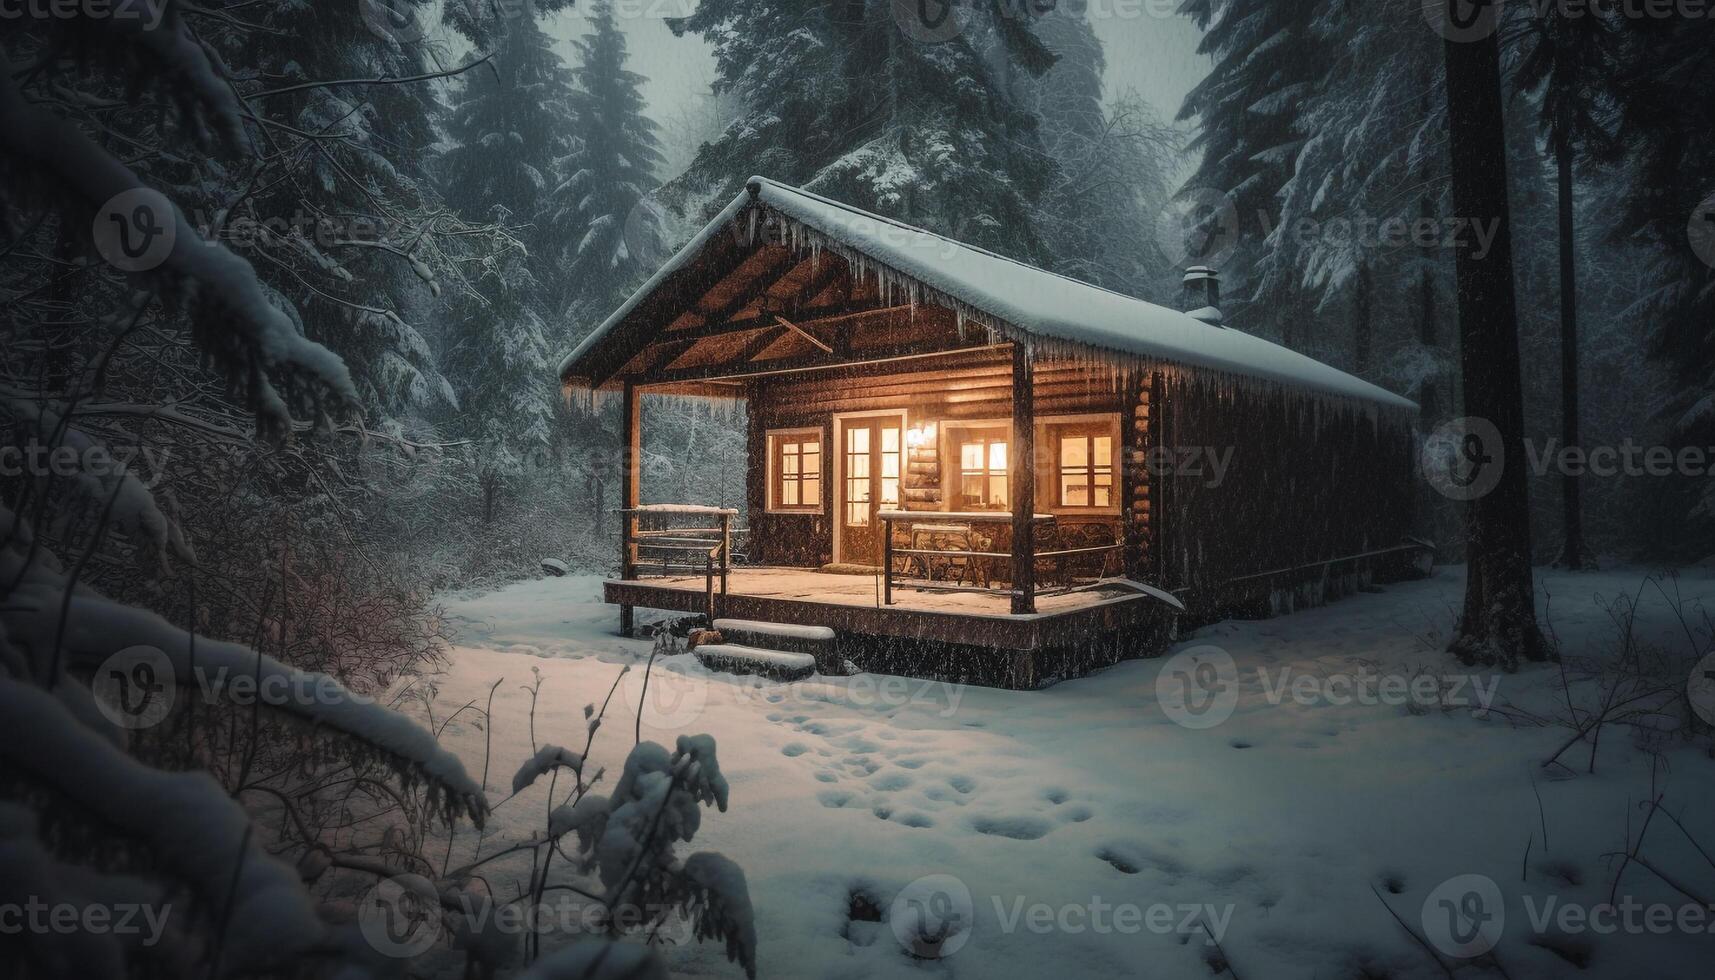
878;511;1124;611
618;506;737;622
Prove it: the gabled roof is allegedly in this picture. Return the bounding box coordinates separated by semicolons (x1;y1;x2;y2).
560;177;1416;411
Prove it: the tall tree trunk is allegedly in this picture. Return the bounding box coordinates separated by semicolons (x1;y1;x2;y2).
1441;28;1553;669
1552;128;1588;570
1417;193;1442;424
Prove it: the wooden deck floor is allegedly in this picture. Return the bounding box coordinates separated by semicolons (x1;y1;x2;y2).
606;567;1171;653
635;567;1138;616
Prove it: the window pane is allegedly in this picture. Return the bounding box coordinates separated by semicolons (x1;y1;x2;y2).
990;475;1008;507
782;482;799;506
803;477;819;503
1062;437;1087;468
1094;436;1112;467
882;427;899;452
881;478;899;506
961;443;983;470
850;428;869;452
960;475;984;506
1061;475;1087;507
1093;485;1110;507
783;454;798;475
989;441;1008;471
851;455;869;478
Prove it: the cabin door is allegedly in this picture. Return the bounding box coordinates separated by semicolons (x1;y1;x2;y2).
836;414;903;567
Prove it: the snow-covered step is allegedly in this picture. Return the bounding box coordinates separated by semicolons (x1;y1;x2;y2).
711;618;835;658
694;643;817;681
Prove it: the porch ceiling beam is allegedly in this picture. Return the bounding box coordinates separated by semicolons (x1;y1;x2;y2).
638;301;921;354
693;248;801;325
637;339;1011;387
778;256;851;316
581;208;759;389
733;324;789;364
774;314;833;353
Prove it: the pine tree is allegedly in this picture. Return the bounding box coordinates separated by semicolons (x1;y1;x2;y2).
1515;6;1620;570
1021;6;1177;299
550;0;668;322
1600;15;1715;549
436;8;574;520
1439;7;1553;669
222;1;485;420
1177;0;1328;331
664;0;1058;263
439;4;579;277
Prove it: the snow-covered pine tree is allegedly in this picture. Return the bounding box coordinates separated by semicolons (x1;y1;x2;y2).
1177;0;1328;336
436;8;573;522
439;1;579;279
550;0;668;324
664;0;1059;263
1019;4;1179;301
216;0;486;420
1261;1;1453;391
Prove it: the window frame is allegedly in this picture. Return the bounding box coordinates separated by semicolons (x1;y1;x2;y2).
1042;414;1122;515
942;421;1013;512
765;427;824;515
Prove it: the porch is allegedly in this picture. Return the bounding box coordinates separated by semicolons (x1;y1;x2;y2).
604;566;1174;688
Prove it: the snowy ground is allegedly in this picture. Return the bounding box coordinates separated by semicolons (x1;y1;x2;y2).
416;566;1715;979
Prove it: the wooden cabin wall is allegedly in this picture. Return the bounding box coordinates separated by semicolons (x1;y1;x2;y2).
743;356;1145;571
1149;372;1417;604
743;408;833;567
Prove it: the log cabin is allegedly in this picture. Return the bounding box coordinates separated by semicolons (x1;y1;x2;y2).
557;177;1428;688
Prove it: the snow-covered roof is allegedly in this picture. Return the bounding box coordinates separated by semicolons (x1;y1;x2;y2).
560;177;1416;411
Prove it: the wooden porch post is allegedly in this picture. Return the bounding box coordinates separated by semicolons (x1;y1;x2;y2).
1010;346;1036;615
619;381;641;636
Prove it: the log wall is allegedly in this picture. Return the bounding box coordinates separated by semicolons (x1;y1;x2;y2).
738;356;1417;602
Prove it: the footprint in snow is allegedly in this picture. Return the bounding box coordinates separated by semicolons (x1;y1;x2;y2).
971;815;1053;841
818;789;857;809
869;772;912;792
781;742;809;757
